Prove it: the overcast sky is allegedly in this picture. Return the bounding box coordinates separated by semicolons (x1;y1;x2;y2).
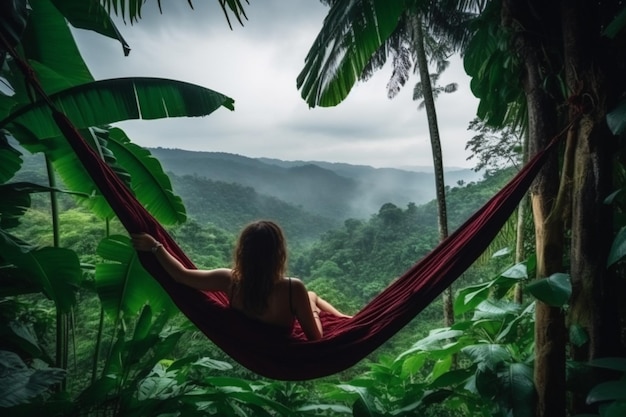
72;0;480;170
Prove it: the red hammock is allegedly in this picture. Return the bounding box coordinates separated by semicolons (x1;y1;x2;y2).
49;107;559;380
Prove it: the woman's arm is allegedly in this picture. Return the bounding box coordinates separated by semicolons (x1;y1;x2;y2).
315;295;352;318
290;279;323;340
131;233;232;291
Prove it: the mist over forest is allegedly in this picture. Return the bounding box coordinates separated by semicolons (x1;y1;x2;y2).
150;147;484;221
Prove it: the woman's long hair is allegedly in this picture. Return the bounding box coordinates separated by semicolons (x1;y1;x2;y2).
232;220;287;314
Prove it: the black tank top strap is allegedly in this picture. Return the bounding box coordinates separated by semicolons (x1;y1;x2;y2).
289;277;295;315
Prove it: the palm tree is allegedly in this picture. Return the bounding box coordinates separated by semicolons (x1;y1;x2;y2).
298;0;475;326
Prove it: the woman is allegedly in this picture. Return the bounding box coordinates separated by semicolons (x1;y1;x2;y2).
131;220;350;340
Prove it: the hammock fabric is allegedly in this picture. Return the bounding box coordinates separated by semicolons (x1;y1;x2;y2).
3;33;560;379
50;107;559;380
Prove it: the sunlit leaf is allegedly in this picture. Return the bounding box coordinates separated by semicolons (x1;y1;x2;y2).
454;281;491;315
472;299;521;320
500;262;528;279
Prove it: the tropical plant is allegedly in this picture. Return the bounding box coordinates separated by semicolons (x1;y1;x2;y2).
322;251;573;417
0;0;235;410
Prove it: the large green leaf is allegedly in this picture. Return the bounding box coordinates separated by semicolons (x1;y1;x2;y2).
587;380;626;403
0;134;23;184
526;272;572;307
0;322;42;359
472;299;521;320
108;128;186;225
0;77;235;138
463;1;526;128
0;230;81;313
297;0;405;108
603;5;626;38
607;226;626;267
95;234;175;320
461;344;512;370
607;99;626;136
21;0;94;88
588;357;626;373
50;0;130;55
0;350;66;408
0;181;87;229
30;126;185;225
1;78;232;224
500;363;534;417
0;0;29;53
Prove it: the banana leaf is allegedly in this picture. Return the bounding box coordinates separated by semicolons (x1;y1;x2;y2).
0;77;235;138
0;134;23;184
50;0;130;55
95;235;175;320
0;230;82;313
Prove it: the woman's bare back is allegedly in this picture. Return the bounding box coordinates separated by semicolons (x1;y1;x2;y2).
229;277;296;329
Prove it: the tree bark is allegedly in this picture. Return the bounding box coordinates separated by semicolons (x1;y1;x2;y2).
561;1;624;413
502;1;567;416
415;18;453;326
514;132;529;304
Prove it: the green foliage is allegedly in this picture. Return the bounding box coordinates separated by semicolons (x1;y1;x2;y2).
463;1;528;129
325;260;538;417
573;358;626;417
297;0;406;107
168;172;337;243
607;99;626;137
1;229;82;313
0;350;66;408
95;235;175;320
525;273;572;307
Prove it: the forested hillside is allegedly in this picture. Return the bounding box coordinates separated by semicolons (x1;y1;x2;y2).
150;147;484;219
167;173;338;243
291;168;517;315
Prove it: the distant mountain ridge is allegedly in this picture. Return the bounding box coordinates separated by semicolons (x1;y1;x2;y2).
149;147;484;220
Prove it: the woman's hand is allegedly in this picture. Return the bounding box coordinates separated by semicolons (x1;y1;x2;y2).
130;233;160;252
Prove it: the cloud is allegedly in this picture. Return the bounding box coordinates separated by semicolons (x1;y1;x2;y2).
72;0;480;169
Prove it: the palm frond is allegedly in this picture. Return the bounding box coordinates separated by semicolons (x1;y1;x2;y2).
297;0;405;107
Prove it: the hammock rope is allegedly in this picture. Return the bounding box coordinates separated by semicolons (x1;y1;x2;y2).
3;35;564;380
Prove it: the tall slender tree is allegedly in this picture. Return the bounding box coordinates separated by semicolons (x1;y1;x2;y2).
299;0;474;325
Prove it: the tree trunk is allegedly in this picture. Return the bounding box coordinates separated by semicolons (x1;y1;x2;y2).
502;1;567;416
415;17;453;326
514;132;529;304
561;1;624;413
